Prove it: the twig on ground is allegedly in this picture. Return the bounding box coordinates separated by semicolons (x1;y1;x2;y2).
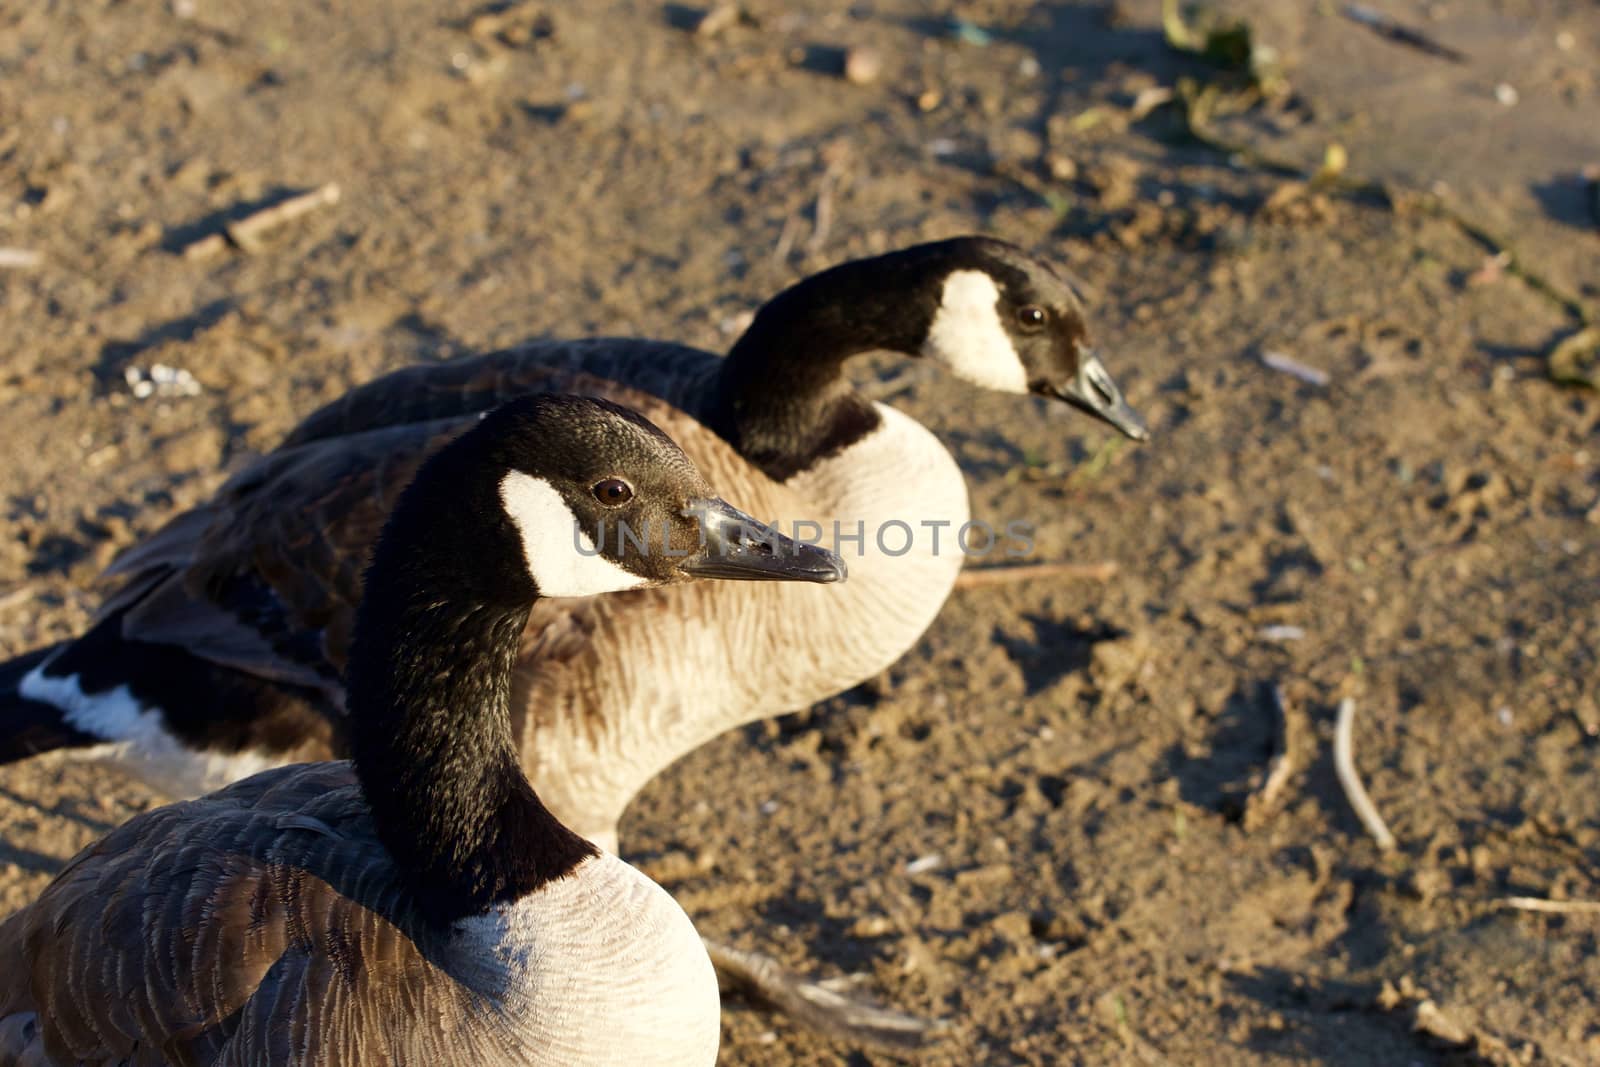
771;213;802;265
955;560;1119;590
0;248;42;269
1244;685;1298;830
226;182;341;252
182;233;230;260
0;587;35;613
1259;350;1330;387
1339;4;1468;63
692;3;742;38
1500;896;1600;916
183;183;342;259
805;161;844;258
1379;982;1523;1061
1333;697;1397;850
706;941;938;1052
1411;999;1472;1046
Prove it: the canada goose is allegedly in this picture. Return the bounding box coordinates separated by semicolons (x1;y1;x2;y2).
0;235;1146;1044
0;394;845;1067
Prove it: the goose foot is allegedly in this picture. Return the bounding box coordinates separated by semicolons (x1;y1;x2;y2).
705;938;942;1052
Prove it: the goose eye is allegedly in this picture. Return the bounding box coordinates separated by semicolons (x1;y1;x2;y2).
592;478;634;506
1017;305;1047;331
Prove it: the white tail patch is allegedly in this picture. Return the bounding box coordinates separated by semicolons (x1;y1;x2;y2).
18;665;284;797
499;472;648;597
921;269;1028;394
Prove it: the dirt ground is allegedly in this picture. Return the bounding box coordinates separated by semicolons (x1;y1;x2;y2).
2;0;1598;1063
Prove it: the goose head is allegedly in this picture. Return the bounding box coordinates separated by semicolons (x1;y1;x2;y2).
910;237;1148;441
401;394;847;606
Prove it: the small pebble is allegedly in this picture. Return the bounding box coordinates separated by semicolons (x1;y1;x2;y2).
720;310;755;336
124;363;202;400
1494;83;1518;107
843;45;882;85
1555;30;1575;51
1046;153;1077;181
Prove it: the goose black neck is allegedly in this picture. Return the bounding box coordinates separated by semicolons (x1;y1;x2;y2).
713;249;940;481
346;444;596;926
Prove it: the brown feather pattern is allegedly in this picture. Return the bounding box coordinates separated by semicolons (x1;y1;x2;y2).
0;764;501;1067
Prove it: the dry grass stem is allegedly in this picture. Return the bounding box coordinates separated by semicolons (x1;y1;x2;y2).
1333;697;1397;850
1243;685;1299;830
1500;896;1600;916
955;561;1120;590
0;248;42;269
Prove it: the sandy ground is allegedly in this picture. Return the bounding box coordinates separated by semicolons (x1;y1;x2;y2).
2;0;1598;1063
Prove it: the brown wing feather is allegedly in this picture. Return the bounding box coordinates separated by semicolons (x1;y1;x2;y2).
112;417;468;694
281;339;722;449
0;764;489;1067
102;359;741;725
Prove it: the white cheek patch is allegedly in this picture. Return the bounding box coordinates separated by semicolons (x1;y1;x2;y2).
920;269;1029;394
499;472;648;597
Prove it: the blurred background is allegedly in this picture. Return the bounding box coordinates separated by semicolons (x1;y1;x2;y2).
1;1;1597;1063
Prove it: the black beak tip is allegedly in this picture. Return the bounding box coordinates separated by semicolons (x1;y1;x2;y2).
810;552;848;584
1039;378;1151;443
773;541;848;584
682;499;851;584
1119;412;1152;442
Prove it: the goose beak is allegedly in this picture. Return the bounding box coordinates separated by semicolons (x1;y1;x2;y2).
681;499;847;584
1043;351;1149;441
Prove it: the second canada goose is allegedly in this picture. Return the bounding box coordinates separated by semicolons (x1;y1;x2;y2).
0;235;1146;1043
0;394;844;1067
